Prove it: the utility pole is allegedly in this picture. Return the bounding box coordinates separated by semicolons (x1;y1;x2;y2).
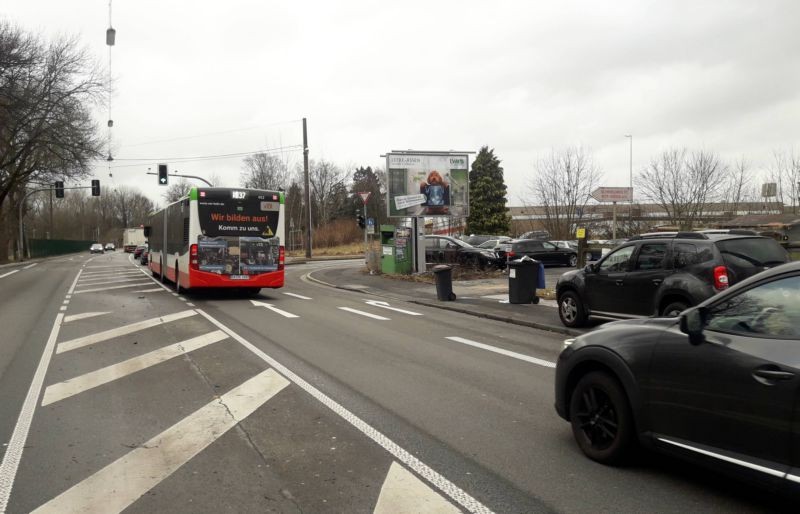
625;134;633;232
303;118;312;258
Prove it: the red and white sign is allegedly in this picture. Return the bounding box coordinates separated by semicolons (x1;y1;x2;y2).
358;191;371;204
591;187;633;202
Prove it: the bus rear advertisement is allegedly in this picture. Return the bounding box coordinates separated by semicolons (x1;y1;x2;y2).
147;187;285;293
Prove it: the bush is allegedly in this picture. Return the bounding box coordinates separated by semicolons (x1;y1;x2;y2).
314;219;362;248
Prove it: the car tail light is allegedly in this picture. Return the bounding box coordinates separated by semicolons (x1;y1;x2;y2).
713;265;729;290
507;251;516;258
190;244;199;270
278;246;285;270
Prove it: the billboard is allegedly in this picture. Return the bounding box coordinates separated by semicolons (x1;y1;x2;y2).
386;152;469;217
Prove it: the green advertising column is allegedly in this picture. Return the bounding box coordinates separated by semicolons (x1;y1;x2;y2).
380;225;396;274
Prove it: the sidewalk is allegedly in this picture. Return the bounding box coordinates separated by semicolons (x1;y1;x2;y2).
307;264;582;336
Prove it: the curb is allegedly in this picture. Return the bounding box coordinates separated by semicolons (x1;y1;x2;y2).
286;255;363;266
304;269;580;337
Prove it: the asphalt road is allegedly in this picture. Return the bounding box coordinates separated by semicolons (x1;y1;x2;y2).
0;252;788;513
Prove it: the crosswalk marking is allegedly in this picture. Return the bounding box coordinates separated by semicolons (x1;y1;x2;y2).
77;277;151;286
57;310;197;354
42;331;229;406
74;283;151;294
31;369;290;514
78;271;143;279
373;462;461;514
134;288;165;293
63;312;110;323
338;307;390;320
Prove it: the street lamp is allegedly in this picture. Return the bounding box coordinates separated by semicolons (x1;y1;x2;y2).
624;134;633;233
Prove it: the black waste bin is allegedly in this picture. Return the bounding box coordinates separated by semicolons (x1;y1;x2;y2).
433;264;456;301
508;259;541;304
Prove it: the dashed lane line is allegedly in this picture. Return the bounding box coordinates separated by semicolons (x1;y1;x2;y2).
337;307;390;321
0;270;19;279
0;268;82;512
63;312;111;323
56;310;197;354
73;283;152;295
42;330;229;406
31;369;290;514
283;292;312;300
134;288;165;293
444;336;556;369
197;309;493;514
23;263;37;270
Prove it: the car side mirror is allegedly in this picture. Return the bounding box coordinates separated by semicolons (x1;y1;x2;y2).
679;307;706;345
584;263;595;273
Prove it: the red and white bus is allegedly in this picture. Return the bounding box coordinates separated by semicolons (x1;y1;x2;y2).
146;187;285;293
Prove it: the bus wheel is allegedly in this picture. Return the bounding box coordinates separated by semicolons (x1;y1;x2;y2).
175;261;182;294
159;260;166;283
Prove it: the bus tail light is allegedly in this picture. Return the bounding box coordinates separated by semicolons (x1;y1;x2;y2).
190;244;199;270
713;265;729;290
278;246;285;270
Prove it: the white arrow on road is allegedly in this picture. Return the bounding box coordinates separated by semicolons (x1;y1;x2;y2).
364;300;423;316
250;300;299;318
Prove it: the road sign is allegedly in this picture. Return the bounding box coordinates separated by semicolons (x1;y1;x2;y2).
576;228;586;239
591;187;632;203
366;217;375;234
761;183;777;198
358;191;371;204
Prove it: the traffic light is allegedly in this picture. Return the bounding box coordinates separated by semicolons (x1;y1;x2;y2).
91;179;100;196
158;163;168;185
357;215;365;229
54;181;64;198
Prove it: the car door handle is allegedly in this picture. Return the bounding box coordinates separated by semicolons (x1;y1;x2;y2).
652;279;663;285
752;368;795;382
615;279;623;286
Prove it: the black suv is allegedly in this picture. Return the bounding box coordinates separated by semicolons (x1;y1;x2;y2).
555;261;800;495
504;239;578;267
556;232;789;327
424;235;499;269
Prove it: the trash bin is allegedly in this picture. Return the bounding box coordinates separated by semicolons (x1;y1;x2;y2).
508;258;544;304
433;264;456;301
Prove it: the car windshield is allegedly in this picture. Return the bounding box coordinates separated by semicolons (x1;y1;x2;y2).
477;240;498;249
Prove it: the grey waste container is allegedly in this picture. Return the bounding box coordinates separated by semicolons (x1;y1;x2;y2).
433;265;456;301
508;259;541;304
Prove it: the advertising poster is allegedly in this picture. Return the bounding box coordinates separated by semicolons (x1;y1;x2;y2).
386;153;469;218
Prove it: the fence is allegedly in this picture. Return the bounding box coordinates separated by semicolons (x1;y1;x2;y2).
28;239;95;258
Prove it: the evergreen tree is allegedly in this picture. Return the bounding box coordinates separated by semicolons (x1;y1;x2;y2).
466;146;511;234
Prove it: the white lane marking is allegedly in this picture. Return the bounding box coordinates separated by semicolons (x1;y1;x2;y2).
0;270;19;279
59;306;67;312
445;337;555;369
364;300;423;316
178;297;187;302
134;288;165;293
186;303;195;307
65;295;71;299
23;263;37;270
83;265;132;270
78;271;143;279
74;283;152;294
57;310;197;354
63;312;110;323
78;277;150;286
0;314;63;512
373;461;461;514
42;331;228;406
62;300;69;305
250;300;299;318
196;309;493;514
283;292;312;300
32;369;290;514
338;307;390;320
66;270;82;296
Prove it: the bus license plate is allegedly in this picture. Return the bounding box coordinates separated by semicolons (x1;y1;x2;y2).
230;274;249;280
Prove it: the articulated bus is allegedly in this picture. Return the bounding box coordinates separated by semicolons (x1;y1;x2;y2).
146;187;285;293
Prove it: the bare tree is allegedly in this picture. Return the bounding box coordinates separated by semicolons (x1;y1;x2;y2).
162;179;192;203
636;148;727;229
528;147;602;239
771;149;800;213
308;159;349;226
240;152;289;191
720;157;752;217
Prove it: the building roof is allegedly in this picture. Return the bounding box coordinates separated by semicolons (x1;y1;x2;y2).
718;213;800;228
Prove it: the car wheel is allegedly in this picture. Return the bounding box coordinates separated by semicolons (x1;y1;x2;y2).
661;301;688;317
569;371;634;465
568;254;578;267
558;290;587;327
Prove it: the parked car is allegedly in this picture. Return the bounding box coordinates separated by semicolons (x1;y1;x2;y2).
89;243;104;254
133;245;147;258
424;235;499;269
551;240;578;251
555;260;800;495
518;230;550;240
140;249;149;265
462;234;509;246
105;243;116;251
477;238;513;268
506;239;578;267
556;231;790;327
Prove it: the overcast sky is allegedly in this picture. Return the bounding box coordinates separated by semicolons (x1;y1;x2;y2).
3;0;799;206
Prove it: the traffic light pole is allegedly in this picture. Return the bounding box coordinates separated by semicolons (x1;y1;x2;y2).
18;185;93;261
363;202;368;258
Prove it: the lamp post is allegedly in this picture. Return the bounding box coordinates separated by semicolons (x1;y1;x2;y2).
624;134;633;231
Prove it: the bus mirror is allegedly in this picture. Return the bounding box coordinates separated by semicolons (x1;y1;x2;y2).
143;226;151;237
